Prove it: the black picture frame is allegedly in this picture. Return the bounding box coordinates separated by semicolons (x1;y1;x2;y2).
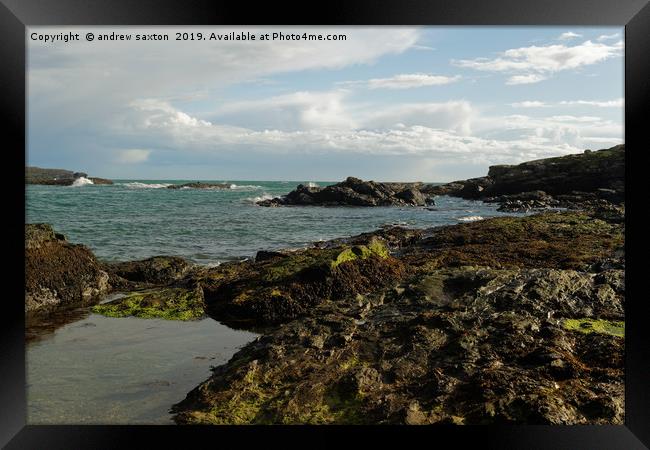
2;0;648;448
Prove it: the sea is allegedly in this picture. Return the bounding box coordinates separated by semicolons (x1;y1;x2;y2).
25;178;524;424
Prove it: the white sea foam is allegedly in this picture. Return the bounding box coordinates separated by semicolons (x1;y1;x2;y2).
71;177;94;187
122;182;171;189
202;262;222;268
245;193;274;204
457;216;484;222
229;183;263;190
307;182;319;188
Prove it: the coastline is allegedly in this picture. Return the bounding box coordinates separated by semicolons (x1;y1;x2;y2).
25;145;626;424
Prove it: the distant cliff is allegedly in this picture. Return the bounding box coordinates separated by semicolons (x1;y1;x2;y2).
424;144;624;211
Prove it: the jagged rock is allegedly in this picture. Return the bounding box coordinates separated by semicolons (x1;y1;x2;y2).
257;177;435;207
103;256;194;287
424;145;624;208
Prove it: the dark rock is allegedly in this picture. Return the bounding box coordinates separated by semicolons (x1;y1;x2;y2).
103;256;193;286
88;177;113;185
255;250;290;262
26;224;110;314
425;145;624;210
257;177;435;207
167;182;232;190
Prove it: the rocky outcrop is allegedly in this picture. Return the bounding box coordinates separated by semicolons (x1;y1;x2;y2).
89;177;113;185
26;166;113;185
257;177;435;207
167;182;232;190
425;145;624;210
26;224;110;314
170;210;624;424
102;256;194;289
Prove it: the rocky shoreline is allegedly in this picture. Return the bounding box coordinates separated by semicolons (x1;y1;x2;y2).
26;208;625;425
425;144;624;212
25;145;625;425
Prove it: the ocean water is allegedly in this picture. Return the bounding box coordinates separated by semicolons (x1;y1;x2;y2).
26;179;520;264
26;179;525;424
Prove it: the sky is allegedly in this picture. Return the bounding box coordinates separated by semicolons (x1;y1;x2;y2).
27;26;624;182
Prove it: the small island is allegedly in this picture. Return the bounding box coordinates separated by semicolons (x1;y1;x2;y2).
26;166;113;185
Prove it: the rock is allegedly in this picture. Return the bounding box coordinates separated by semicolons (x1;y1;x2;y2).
103;256;193;287
25;224;110;314
424;177;492;199
425;145;624;209
255;250;290;262
172;210;624;424
91;285;205;321
88;177;113;185
257;177;435;207
167;182;232;190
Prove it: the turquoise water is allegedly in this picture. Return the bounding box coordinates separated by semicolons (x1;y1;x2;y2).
26;179;523;424
26;180;517;264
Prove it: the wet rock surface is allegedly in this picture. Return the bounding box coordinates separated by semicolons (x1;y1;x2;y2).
103;256;194;289
169;210;625;424
26;224;110;315
257;177;435;207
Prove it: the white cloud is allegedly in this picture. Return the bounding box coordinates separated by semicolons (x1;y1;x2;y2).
506;74;548;85
105;98;621;166
558;32;582;40
453;39;623;85
209;90;357;130
511;101;550;108
597;33;621;41
115;149;151;163
559;99;624;107
512;98;623;108
342;73;461;89
360;101;474;135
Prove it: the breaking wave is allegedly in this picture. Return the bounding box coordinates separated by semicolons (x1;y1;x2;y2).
244;193;274;204
71;177;94;187
122;182;171;189
229;183;263;190
457;216;484;222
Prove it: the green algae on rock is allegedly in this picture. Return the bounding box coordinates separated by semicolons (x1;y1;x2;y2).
91;286;205;321
563;318;624;337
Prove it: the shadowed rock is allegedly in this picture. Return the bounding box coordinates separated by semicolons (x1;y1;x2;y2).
26;224;110;315
257;177;435;207
167;182;232;190
425;145;624;209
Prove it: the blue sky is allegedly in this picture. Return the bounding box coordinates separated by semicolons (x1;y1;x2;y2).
27;26;623;181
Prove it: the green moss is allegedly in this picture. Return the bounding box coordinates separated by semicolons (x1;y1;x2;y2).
331;238;389;269
91;287;204;321
563;318;624;337
339;355;361;371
